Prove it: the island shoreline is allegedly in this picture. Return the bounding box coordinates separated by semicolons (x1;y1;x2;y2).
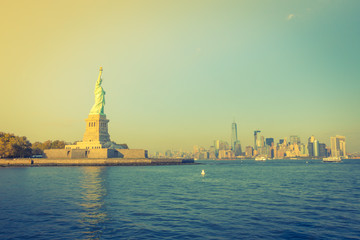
0;158;196;167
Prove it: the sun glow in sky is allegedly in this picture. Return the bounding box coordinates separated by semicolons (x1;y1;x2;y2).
1;0;360;152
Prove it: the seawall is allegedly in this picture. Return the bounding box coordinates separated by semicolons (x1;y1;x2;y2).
0;158;195;167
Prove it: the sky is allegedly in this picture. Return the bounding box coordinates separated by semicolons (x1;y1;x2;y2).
1;0;360;153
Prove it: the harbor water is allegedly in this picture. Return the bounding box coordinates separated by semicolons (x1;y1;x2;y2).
1;160;360;239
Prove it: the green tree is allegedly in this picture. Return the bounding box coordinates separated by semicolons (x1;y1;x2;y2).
42;140;52;150
30;140;67;155
51;140;65;149
0;132;32;158
31;141;44;155
0;133;68;158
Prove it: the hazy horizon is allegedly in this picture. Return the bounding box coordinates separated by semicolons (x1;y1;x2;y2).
1;0;359;153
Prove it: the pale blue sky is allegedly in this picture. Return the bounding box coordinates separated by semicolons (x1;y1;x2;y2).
1;0;359;152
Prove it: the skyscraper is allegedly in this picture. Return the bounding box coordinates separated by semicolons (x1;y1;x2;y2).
319;143;327;157
330;135;346;157
314;140;319;157
307;136;315;157
231;122;238;151
254;130;261;150
266;138;274;147
231;122;242;156
234;142;242;156
214;140;220;156
245;146;253;158
209;146;216;159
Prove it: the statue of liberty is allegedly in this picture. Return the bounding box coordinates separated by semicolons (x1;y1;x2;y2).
89;67;106;115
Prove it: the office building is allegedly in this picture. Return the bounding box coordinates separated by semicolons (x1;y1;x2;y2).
245;146;253;158
231;122;238;151
231;122;242;156
330;135;346;157
234;141;242;156
254;130;261;150
266;138;274;147
307;136;316;157
319;143;327;157
313;140;319;157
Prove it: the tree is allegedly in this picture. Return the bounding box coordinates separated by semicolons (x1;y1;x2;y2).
0;132;32;158
0;132;70;158
31;141;44;155
51;140;65;149
42;140;52;150
30;140;67;155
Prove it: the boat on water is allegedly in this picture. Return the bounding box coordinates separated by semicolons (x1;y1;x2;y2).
255;156;267;161
323;156;342;162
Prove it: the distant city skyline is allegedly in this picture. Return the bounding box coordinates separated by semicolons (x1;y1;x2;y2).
152;123;355;155
157;122;351;159
1;1;359;153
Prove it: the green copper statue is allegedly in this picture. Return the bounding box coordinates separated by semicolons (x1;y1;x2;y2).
89;67;106;115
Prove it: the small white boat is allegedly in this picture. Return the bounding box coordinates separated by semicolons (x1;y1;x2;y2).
201;170;205;175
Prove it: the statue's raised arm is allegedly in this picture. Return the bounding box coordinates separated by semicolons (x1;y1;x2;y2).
95;67;103;86
89;67;106;115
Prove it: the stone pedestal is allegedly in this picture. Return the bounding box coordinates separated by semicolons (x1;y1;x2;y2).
83;114;110;143
65;114;118;150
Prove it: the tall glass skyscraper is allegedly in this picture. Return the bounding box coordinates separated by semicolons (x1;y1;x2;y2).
314;140;319;157
265;138;274;147
231;122;238;151
254;130;261;150
330;135;346;157
231;122;242;156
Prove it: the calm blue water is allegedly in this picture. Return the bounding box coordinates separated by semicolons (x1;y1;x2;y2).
1;160;360;239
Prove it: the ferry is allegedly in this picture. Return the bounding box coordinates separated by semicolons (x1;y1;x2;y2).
322;156;342;162
255;156;267;161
